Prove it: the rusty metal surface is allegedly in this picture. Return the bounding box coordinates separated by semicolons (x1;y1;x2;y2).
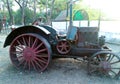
88;51;120;79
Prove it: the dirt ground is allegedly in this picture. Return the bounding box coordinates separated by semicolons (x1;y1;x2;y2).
0;34;120;84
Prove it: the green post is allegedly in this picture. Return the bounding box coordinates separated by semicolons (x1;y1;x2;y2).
67;0;73;38
69;0;73;27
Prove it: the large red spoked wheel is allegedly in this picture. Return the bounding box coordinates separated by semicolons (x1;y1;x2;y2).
10;33;51;72
88;51;120;79
56;40;71;54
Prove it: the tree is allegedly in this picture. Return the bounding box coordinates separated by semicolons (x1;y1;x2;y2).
53;0;67;18
1;0;14;25
15;0;29;25
27;0;38;21
46;0;55;25
33;0;37;20
36;0;56;25
14;8;34;25
73;0;102;20
1;0;107;25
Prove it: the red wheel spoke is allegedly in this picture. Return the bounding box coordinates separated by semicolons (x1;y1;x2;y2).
35;48;47;54
17;40;22;45
18;60;25;66
37;57;48;63
16;40;26;49
34;42;43;51
30;36;33;43
22;37;27;46
41;58;47;62
36;54;48;58
31;60;37;71
39;61;45;68
33;59;43;70
17;45;25;50
61;47;64;51
28;36;31;47
25;38;29;46
25;37;29;46
19;39;24;45
34;57;47;64
31;38;38;48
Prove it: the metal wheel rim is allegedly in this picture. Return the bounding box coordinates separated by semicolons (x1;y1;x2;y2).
56;40;71;54
88;51;120;79
10;33;51;72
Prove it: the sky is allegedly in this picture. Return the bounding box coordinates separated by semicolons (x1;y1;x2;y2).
12;0;120;20
12;1;19;11
83;0;120;19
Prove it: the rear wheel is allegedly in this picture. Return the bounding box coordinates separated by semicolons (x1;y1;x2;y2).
88;51;120;79
10;33;51;72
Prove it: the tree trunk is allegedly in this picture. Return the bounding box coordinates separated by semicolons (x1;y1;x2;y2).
6;0;13;26
33;0;36;21
49;0;55;26
45;0;48;24
15;0;27;25
21;0;25;25
45;0;55;25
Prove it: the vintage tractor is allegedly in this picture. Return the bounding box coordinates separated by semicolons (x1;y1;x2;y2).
3;1;120;79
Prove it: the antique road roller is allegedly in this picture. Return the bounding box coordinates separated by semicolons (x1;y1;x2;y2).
3;0;120;79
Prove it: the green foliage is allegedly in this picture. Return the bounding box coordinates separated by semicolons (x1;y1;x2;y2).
87;9;100;20
14;10;21;24
0;10;13;24
24;8;34;24
73;1;101;20
1;0;106;25
14;8;34;25
52;0;67;19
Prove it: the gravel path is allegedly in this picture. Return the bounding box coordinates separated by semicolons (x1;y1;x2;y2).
0;34;120;84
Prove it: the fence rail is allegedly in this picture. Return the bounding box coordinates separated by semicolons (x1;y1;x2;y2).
99;31;120;44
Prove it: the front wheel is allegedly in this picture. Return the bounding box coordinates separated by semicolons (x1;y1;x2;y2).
88;51;120;79
10;33;51;72
56;40;71;54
